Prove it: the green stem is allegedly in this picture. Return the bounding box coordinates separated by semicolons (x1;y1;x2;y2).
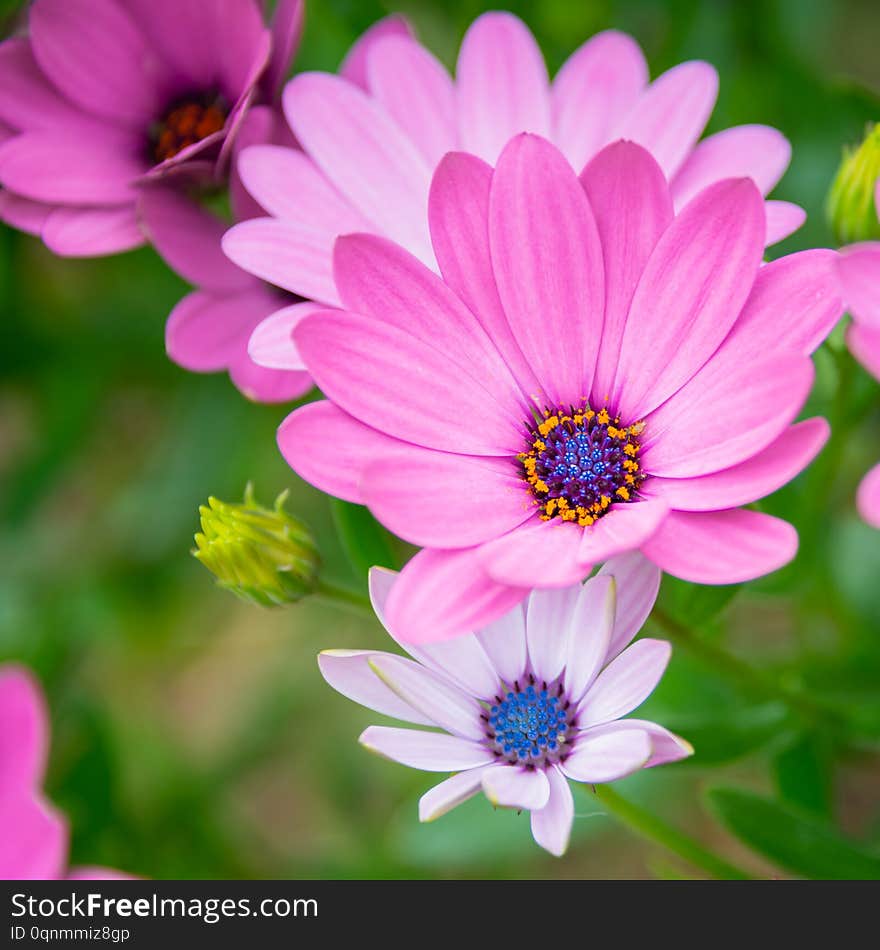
313;579;372;614
592;785;752;880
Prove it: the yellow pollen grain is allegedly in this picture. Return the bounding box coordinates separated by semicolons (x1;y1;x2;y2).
616;487;630;500
597;408;610;424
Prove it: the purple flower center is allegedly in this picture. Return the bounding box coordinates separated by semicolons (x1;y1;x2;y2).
150;94;227;163
484;679;576;766
518;405;646;525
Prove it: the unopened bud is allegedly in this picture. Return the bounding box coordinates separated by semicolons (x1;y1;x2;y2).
827;123;880;243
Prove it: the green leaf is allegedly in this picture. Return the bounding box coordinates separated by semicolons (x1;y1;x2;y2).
330;499;400;582
658;575;742;627
668;703;791;765
707;787;880;879
774;733;833;817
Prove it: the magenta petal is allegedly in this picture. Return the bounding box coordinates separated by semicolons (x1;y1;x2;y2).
419;768;488;822
597;553;661;661
857;463;880;529
0;38;87;131
489;134;605;405
530;765;574;857
277;401;400;505
551;30;648;173
0;793;67;880
640;509;798;583
525;584;582;684
0;191;52;236
560;729;652;783
614;61;718;179
648;418;830;512
614;177;765;419
837;242;880;329
481;764;550;811
581;141;673;404
0;666;49;795
456;13;551;165
386;548;528;645
362;450;532;549
848;323;880;380
42;205;144;257
229;105;294;221
264;0;304;98
227;352;311;405
359;725;494;772
339;15;415;90
583;719;693;768
248;302;318;371
577;639;671;726
764;200;806;245
478;520;589;589
577;500;670;566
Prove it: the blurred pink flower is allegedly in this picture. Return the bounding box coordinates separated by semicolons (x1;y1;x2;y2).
224;10;804;332
0;665;129;880
279;135;842;643
836;180;880;528
0;0;303;257
320;557;690;857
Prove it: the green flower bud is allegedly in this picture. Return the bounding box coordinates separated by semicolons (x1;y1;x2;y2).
193;485;319;607
827;123;880;243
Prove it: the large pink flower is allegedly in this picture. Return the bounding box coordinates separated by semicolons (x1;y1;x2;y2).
836;180;880;528
320;557;690;857
0;665;129;880
224;10;804;331
278;135;841;643
0;0;302;257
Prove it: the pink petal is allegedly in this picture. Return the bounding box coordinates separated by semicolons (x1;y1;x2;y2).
419;768;489;822
0;793;67;880
386;548;528;645
642;353;814;478
359;725;494;771
525;584;583;684
0;666;49;795
551;30;648;173
222;218;340;305
0;37;88;130
648;418;830;512
66;867;132;881
489;133;605;405
564;575;616;702
475;604;528;687
597;553;661;661
284;72;433;262
561;729;652;783
614;61;718;179
42;205;144;257
264;0;304;98
583;719;693;768
317;650;435;726
640;509;799;583
577;499;670;566
478;519;589;589
849;323;880;379
530;765;574;856
456;13;550;165
367;654;486;741
481;764;550;810
671;125;791;208
248;302;319;371
277;401;400;504
857;463;880;529
837;242;880;329
31;0;163;124
227;351;311;405
339;15;415;90
0;129;143;204
365;36;456;167
581;140;673;404
0;191;52;236
764;200;806;245
577;639;671;726
229;104;296;221
613;178;765;420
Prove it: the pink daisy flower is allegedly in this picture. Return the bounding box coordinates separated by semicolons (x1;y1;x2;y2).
278;135;842;644
319;557;691;857
836;180;880;528
0;665;129;880
224;10;805;329
138;15;412;403
0;0;302;257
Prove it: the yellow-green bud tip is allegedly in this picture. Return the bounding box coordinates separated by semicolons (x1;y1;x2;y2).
192;484;319;607
827;123;880;243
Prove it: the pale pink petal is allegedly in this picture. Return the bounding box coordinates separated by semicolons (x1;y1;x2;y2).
525;584;582;683
583;719;693;768
475;604;528;686
848;323;880;379
530;765;574;856
229;104;295;221
386;548;528;645
317;650;434;726
857;463;880;529
419;768;489;822
42;205;144;257
277;401;401;504
284;73;434;262
67;867;132;881
0;38;89;130
489;133;604;405
0;191;52;236
561;729;652;783
613;178;765;419
0;666;49;795
359;725;495;771
0;793;67;880
577;499;670;566
366;36;456;167
367;654;486;741
764;200;806;245
581;141;673;404
597;553;661;661
614;61;718;179
640;509;798;583
551;30;648;173
577;639;671;726
564;575;616;702
642;353;814;478
648;418;830;512
456;13;550;164
248;302;320;371
265;0;304;97
481;764;550;810
671;125;791;208
339;15;415;90
837;243;880;328
478;520;589;589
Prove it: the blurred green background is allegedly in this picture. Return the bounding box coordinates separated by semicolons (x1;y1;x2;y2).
1;0;880;879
